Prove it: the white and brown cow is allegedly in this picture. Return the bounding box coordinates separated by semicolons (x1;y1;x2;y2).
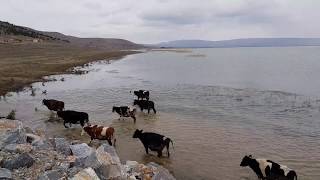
240;155;297;180
82;124;116;146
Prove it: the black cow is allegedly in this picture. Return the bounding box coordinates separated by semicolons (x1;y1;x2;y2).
57;110;89;128
240;155;297;180
133;100;156;114
112;106;136;123
133;90;149;100
42;99;64;111
133;129;173;157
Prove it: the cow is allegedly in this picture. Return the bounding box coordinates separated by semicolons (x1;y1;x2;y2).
42;99;64;111
133;90;150;100
82;124;116;146
133;100;156;114
112;106;136;123
132;129;173;157
57;110;89;128
240;155;297;180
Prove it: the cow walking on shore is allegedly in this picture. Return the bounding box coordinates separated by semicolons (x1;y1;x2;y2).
112;106;136;123
132;90;150;100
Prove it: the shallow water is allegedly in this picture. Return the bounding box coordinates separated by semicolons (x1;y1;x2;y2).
1;47;320;180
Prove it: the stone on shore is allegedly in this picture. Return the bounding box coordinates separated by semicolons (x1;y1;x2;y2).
147;162;176;180
95;144;122;180
69;143;98;168
38;169;65;180
0;119;26;149
1;153;35;170
53;138;71;156
0;168;12;179
3;143;33;153
70;167;100;180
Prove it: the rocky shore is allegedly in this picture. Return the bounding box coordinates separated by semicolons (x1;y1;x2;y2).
0;119;175;180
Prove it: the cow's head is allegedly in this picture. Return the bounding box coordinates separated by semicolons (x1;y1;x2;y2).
133;129;143;138
240;155;252;167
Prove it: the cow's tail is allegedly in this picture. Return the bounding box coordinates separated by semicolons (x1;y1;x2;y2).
165;138;174;150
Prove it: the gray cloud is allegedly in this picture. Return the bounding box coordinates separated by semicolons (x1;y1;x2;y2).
0;0;319;43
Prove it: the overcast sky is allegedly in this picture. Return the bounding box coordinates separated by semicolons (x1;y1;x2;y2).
1;0;319;43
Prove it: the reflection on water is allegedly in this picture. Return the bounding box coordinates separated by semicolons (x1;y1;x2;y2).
1;47;320;180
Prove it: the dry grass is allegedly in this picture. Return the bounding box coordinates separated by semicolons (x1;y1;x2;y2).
0;43;139;96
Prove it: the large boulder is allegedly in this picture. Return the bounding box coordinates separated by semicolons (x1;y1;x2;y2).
69;143;98;168
0;168;12;179
1;153;35;170
53;138;71;156
95;144;123;180
147;162;176;180
0;119;26;149
70;167;100;180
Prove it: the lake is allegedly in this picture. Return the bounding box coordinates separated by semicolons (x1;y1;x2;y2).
1;47;320;180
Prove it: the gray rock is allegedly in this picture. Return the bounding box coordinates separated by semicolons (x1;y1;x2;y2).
38;169;64;180
95;144;122;180
53;138;71;156
3;143;33;153
0;168;12;179
1;153;35;170
0;119;26;149
70;167;100;180
69;143;98;168
147;162;176;180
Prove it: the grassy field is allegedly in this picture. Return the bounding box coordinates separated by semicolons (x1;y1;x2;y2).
0;42;139;96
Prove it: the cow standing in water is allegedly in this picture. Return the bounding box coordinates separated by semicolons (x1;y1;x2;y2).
240;155;297;180
112;106;136;123
133;90;149;100
82;124;116;146
57;110;89;128
133;100;156;114
133;129;173;157
42;99;64;111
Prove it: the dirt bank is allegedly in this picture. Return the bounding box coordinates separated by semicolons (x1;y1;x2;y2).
0;43;140;96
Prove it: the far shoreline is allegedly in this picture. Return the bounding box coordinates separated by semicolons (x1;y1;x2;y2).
0;43;142;97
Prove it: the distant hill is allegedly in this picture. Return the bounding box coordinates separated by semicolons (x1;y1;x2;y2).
0;20;142;50
155;38;320;48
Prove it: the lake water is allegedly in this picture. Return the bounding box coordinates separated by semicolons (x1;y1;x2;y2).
1;47;320;180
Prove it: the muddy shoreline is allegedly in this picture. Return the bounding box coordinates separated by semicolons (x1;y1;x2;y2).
0;43;142;96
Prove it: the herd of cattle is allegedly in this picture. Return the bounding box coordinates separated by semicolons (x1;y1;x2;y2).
42;90;297;180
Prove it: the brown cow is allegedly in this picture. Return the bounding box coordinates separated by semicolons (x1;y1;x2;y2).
82;124;116;146
42;99;64;111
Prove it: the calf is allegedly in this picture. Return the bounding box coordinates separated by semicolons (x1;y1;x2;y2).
133;90;150;100
133;100;156;114
82;124;116;146
133;129;173;157
112;106;136;123
57;110;89;128
42;99;64;111
240;155;297;180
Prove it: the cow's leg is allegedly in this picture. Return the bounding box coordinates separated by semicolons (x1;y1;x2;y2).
64;121;69;128
157;150;162;157
148;107;150;114
131;115;136;123
153;107;157;114
80;120;85;127
107;139;112;146
144;145;149;154
69;122;72;127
